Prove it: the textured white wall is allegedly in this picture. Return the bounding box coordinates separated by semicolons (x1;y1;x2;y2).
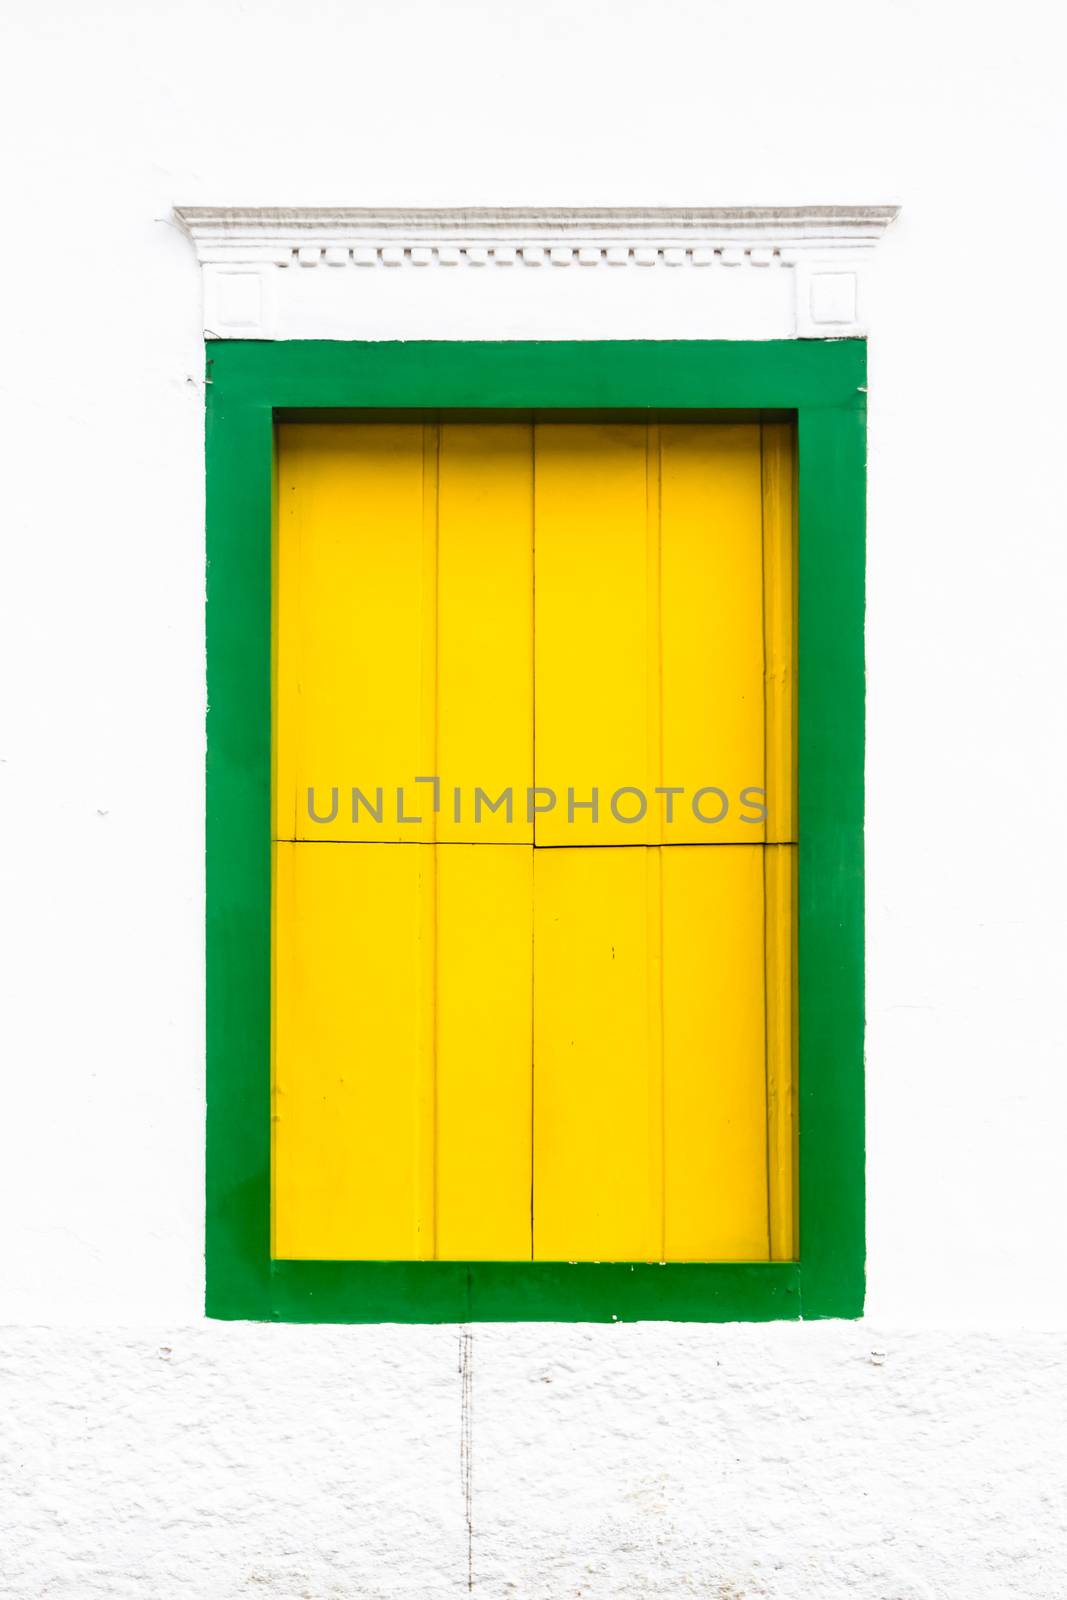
2;1;1066;1593
2;1324;1065;1598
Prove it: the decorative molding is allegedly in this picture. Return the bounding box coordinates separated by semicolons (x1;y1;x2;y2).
175;206;899;342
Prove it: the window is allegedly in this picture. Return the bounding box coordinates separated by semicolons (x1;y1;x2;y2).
206;342;864;1321
273;414;795;1265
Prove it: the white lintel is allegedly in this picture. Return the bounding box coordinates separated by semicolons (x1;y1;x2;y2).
174;205;900;342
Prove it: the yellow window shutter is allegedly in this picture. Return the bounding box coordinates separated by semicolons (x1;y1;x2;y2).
273;417;795;1263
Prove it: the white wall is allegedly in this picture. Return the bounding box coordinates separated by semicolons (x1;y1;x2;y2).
2;2;1065;1594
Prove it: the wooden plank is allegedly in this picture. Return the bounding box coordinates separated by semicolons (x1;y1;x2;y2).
765;842;797;1259
761;424;797;1256
276;422;432;842
437;421;534;843
271;435;288;840
272;841;426;1259
645;844;665;1257
761;420;797;844
659;422;765;843
415;838;437;1257
533;423;653;844
419;423;439;842
533;847;660;1259
645;423;665;844
662;845;770;1259
435;846;534;1259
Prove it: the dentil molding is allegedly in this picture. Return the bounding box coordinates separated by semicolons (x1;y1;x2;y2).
175;206;899;342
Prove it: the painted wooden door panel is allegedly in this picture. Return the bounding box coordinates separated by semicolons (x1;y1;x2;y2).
532;847;659;1259
533;423;653;845
660;845;769;1260
276;421;533;844
434;844;533;1259
435;423;533;844
533;845;773;1261
275;423;432;843
273;418;795;1263
273;841;534;1261
534;421;780;845
273;839;429;1259
658;423;766;845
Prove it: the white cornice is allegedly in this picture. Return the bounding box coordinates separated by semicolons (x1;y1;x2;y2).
176;204;899;247
174;204;899;341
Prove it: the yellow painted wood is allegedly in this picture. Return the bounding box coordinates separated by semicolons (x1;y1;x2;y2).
278;418;787;847
662;846;769;1259
760;420;797;1255
274;840;533;1262
436;422;533;843
533;421;770;845
272;840;429;1259
534;423;654;844
415;834;437;1253
532;843;775;1261
533;847;660;1259
761;421;797;844
272;417;797;1266
435;846;533;1259
645;424;665;845
276;422;433;842
271;436;284;840
418;423;439;842
660;423;766;843
764;843;797;1259
645;843;666;1258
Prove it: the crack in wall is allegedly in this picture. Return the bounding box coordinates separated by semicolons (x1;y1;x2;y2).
459;1325;474;1592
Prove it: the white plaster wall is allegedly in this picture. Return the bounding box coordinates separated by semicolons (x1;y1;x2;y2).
1;1;1065;1594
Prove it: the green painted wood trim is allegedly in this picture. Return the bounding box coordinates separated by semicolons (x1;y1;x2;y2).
796;401;866;1319
205;339;866;1324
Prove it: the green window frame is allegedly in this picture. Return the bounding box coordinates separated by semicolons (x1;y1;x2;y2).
206;339;865;1323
